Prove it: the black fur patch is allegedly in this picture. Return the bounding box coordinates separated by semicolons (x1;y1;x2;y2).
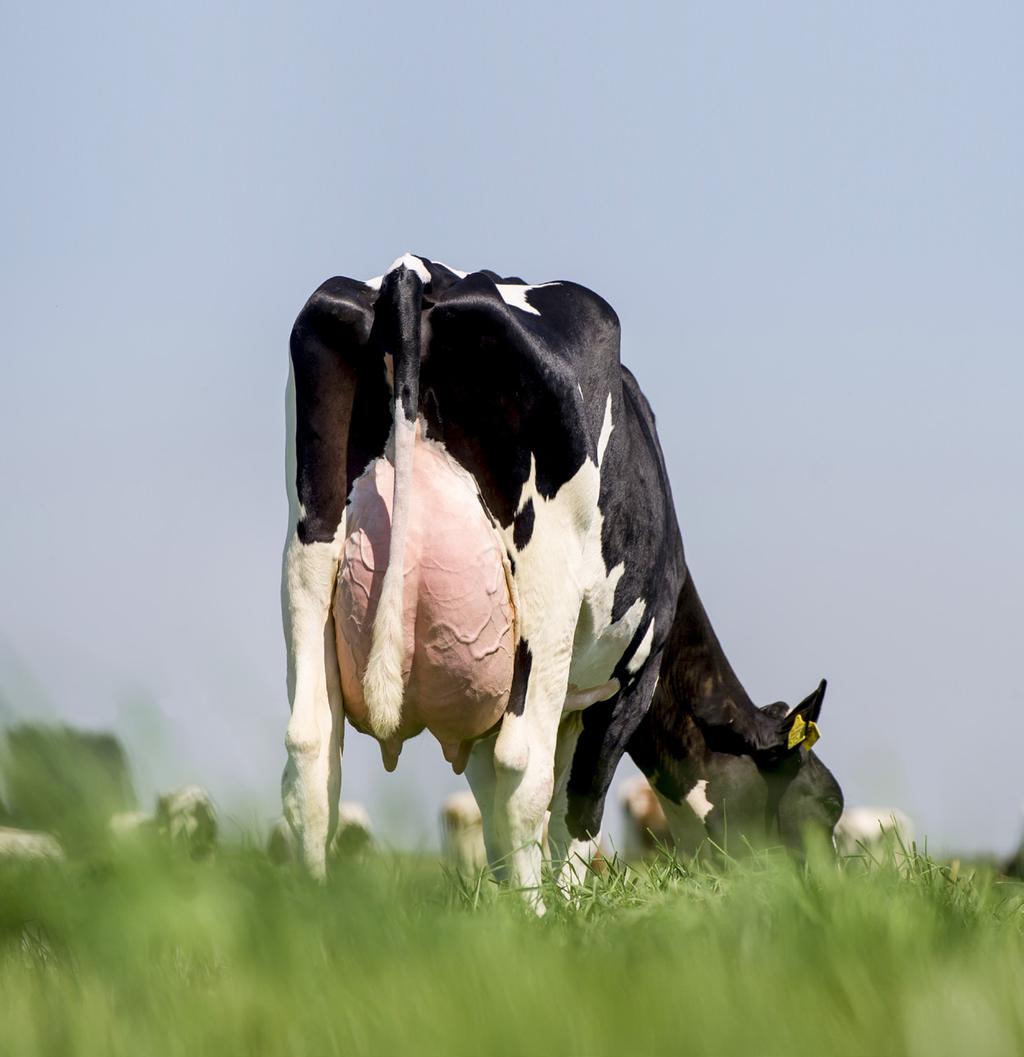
505;639;532;716
291;277;387;544
513;499;535;551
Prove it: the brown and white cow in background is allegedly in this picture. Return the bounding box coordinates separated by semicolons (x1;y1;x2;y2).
619;775;674;859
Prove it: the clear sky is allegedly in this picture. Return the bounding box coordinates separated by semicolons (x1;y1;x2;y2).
2;2;1021;853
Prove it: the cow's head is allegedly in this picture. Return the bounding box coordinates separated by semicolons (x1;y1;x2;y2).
697;681;842;853
753;681;843;851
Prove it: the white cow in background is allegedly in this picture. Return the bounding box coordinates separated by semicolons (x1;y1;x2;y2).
0;827;65;862
440;791;489;876
835;807;914;857
268;802;374;865
156;786;218;858
440;791;607;882
109;786;219;859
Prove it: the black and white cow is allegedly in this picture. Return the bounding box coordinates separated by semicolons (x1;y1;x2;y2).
282;254;840;908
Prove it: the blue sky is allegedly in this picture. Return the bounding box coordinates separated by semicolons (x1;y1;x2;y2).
1;2;1021;852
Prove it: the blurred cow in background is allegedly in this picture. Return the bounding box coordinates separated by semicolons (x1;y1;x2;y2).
440;790;608;881
109;786;220;860
619;775;675;859
835;807;914;857
0;826;65;861
440;790;489;876
156;786;218;859
108;810;152;838
1;723;136;855
268;802;374;865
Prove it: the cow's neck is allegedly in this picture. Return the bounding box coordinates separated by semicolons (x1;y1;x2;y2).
656;569;765;753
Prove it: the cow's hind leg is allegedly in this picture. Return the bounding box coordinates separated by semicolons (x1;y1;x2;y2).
281;536;345;879
281;631;342;878
463;735;503;875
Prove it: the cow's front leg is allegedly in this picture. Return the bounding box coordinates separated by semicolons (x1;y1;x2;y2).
491;640;572;914
281;534;344;879
546;713;603;896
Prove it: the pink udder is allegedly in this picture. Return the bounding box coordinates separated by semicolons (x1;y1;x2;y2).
335;439;515;746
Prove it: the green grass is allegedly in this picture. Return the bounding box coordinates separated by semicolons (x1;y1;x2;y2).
1;838;1023;1057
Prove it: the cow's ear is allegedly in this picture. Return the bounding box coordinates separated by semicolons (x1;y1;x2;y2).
782;679;827;752
760;702;789;721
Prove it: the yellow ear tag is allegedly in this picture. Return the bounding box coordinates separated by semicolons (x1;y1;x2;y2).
802;720;821;751
787;714;807;750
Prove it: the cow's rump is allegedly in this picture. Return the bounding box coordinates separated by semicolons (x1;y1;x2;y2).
335;434;516;750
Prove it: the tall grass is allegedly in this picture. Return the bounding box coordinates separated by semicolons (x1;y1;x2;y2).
1;835;1022;1056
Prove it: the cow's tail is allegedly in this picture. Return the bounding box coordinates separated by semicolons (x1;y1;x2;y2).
362;265;423;741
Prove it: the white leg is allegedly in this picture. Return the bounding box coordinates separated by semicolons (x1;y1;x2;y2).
546;713;601;895
488;459;594;912
464;736;503;874
281;531;344;879
492;713;555;913
491;642;573;914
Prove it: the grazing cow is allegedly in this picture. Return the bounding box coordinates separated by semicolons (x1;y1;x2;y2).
283;254;841;908
619;775;677;859
332;801;374;855
268;801;374;865
440;792;605;879
0;826;65;862
108;810;153;838
835;807;913;857
440;790;490;876
1;724;136;853
155;786;218;859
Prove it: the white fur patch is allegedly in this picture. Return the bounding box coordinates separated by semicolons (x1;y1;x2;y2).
685;779;714;822
495;284;540;315
494;450;647;714
497;455;597;653
597;393;614;466
365;253;433;291
626;620;655;675
564;679;620;711
568;483;647;693
433;260;468;279
387;252;432;283
495;282;558;316
652;789;711;854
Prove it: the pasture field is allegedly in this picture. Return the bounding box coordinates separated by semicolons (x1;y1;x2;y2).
2;836;1023;1057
